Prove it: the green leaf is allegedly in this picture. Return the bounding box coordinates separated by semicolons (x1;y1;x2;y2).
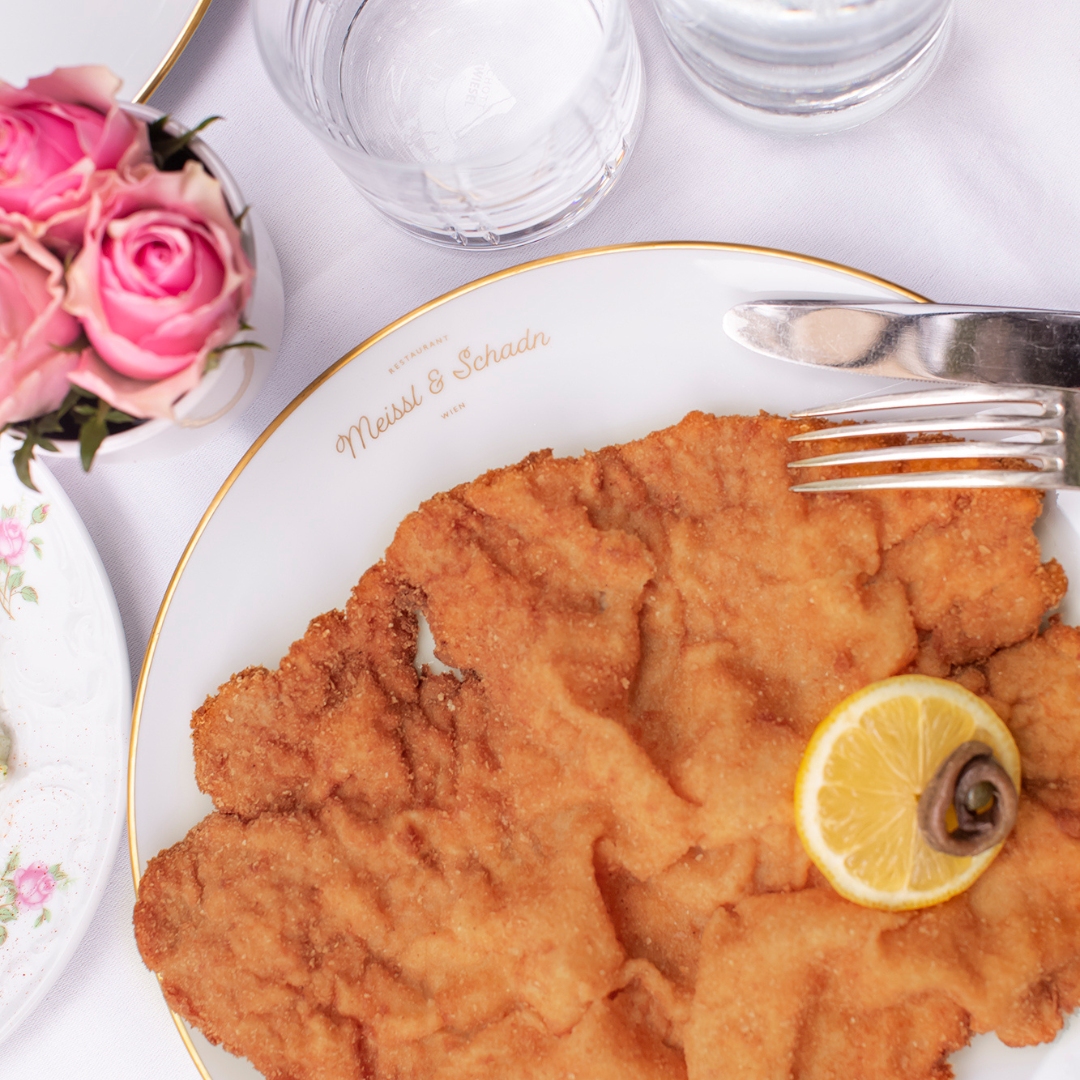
1;506;12;520
0;558;7;571
55;386;92;420
8;569;24;591
147;114;170;142
47;864;60;877
204;339;266;374
217;339;266;354
11;424;59;493
9;439;36;491
33;910;43;928
31;504;47;523
0;924;8;947
20;587;37;604
0;905;18;923
3;851;18;876
12;389;139;484
151;114;222;169
78;404;110;473
30;539;42;560
0;881;15;905
13;451;39;491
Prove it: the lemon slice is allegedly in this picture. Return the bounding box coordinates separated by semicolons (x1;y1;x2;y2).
794;675;1021;911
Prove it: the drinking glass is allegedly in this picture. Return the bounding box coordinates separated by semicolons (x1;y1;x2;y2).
252;0;645;247
652;0;954;133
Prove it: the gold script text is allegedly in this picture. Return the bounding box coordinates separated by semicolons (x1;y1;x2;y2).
336;385;423;457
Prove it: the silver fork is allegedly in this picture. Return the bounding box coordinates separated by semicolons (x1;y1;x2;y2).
787;383;1080;492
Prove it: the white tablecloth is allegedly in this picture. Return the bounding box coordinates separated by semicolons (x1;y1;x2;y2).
5;0;1080;1073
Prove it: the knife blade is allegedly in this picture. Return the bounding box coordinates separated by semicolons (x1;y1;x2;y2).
723;301;1080;390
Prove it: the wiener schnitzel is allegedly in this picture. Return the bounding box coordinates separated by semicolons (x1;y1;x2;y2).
134;412;1080;1080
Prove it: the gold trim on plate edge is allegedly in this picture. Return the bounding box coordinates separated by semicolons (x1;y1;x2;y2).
134;0;215;104
126;240;928;1079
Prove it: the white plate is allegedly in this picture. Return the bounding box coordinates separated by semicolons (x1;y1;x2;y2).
0;437;128;1045
0;0;208;103
129;243;1080;1080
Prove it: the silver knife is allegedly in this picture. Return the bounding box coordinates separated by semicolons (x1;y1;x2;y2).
723;301;1080;389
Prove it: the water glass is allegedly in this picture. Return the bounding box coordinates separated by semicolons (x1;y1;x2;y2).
252;0;645;248
652;0;954;133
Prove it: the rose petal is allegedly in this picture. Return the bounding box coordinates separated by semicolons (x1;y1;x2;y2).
22;66;123;116
68;346;205;420
0;231;81;424
117;225;197;296
63;161;252;382
0;67;151;245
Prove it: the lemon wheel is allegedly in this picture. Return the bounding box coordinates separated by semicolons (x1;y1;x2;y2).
794;675;1021;911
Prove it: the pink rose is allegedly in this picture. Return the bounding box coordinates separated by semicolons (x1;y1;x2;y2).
64;162;253;419
13;862;55;908
0;518;27;565
0;231;82;425
0;66;150;252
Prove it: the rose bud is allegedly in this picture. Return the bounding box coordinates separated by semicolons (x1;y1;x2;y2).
64;161;254;419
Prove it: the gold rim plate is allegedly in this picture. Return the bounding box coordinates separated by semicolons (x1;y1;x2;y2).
128;241;927;1079
136;0;215;103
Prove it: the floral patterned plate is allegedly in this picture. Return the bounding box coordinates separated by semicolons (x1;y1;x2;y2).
0;434;128;1044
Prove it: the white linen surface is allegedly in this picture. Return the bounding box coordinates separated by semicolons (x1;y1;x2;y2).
5;0;1080;1073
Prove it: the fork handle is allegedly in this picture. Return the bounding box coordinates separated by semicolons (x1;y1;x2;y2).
725;302;1080;389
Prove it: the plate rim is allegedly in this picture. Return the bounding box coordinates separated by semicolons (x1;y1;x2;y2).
126;239;928;1079
133;0;214;104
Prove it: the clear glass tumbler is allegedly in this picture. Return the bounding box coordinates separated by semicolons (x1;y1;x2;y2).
652;0;953;133
252;0;645;247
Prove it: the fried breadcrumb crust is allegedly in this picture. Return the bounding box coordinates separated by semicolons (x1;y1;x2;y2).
134;412;1080;1080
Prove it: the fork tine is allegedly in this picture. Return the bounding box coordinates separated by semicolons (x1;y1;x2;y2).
789;442;1063;469
788;384;1074;491
790;384;1056;418
790;470;1064;493
789;417;1062;442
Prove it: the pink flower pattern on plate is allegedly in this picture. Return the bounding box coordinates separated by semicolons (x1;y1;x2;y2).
13;862;55;907
0;849;71;942
0;516;26;564
0;500;46;618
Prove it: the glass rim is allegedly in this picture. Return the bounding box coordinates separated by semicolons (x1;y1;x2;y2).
251;0;633;171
